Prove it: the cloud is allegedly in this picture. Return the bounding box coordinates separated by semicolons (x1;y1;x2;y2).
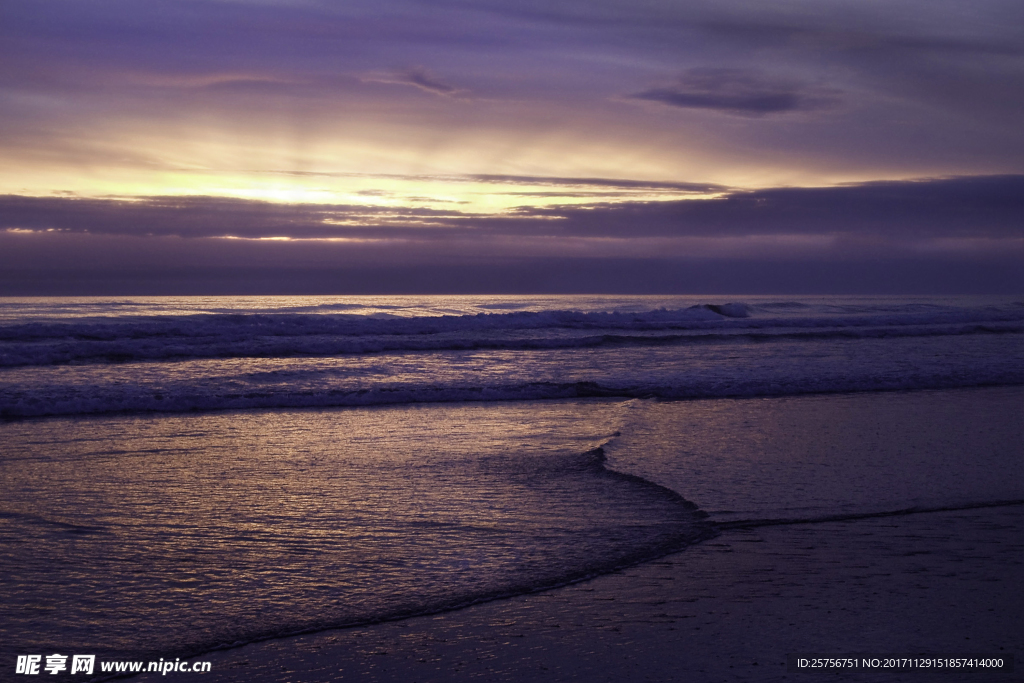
687;8;1024;124
1;235;1020;296
363;67;464;97
3;0;1023;185
402;67;461;96
2;176;1020;245
2;175;1022;294
0;195;478;240
530;175;1024;239
264;170;723;193
696;13;1024;59
627;68;839;116
463;174;723;192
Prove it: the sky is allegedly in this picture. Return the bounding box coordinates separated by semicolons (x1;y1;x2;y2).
1;0;1022;294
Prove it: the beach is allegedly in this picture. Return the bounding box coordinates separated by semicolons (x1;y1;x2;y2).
163;505;1023;682
141;387;1023;683
1;296;1021;681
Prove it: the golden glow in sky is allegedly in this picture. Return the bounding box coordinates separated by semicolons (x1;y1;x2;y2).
0;0;1021;294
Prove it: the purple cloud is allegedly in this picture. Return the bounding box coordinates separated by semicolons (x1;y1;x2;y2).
363;67;464;97
627;68;840;116
2;175;1020;241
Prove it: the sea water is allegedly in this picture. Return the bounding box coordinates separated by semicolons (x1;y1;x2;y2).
1;295;1022;416
1;295;1022;670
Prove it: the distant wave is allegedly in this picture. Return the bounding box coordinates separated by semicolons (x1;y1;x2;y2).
3;299;1022;417
1;303;1020;368
5;373;1024;419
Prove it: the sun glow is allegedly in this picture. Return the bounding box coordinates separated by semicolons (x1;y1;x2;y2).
0;159;721;216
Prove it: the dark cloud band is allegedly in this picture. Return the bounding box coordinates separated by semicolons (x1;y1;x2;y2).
2;175;1019;241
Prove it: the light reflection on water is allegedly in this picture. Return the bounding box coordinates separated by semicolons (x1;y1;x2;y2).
3;293;1010;323
0;400;709;663
0;294;745;322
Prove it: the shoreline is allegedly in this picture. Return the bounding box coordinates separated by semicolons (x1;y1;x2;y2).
8;385;1020;682
137;503;1023;682
136;385;1024;681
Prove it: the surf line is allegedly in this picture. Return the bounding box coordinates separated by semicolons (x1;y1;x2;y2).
714;499;1024;531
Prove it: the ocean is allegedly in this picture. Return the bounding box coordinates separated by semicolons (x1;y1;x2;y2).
1;294;1022;675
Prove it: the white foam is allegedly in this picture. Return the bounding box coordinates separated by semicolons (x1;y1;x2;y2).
0;296;1021;417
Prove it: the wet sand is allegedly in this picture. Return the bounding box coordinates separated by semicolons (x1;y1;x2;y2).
162;504;1022;682
132;387;1024;682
